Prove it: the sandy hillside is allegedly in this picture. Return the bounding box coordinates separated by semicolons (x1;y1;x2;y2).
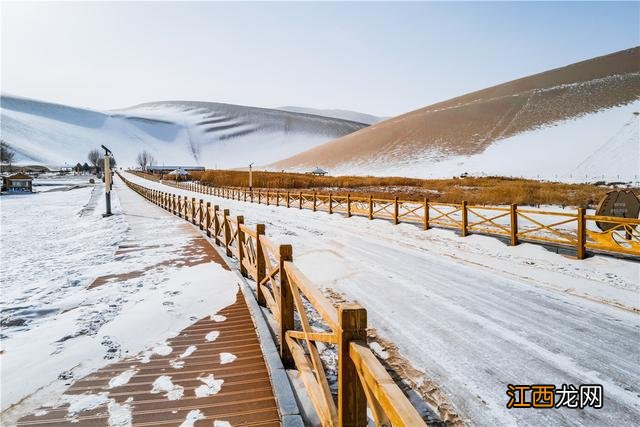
270;47;640;181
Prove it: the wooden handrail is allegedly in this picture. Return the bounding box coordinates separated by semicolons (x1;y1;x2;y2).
283;261;340;331
148;175;640;258
350;341;426;426
117;172;429;426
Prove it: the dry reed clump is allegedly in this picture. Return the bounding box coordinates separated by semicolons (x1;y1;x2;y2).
181;170;622;208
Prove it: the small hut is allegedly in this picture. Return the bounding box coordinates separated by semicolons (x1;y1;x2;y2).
2;173;33;192
309;167;328;176
166;168;189;182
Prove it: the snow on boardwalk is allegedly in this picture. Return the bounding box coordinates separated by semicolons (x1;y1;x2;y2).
2;178;279;425
124;172;640;426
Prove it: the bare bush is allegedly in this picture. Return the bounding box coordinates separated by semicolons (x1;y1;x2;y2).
136;150;155;171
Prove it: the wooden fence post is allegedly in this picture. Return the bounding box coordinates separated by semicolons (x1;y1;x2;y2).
256;224;266;306
338;304;368;427
177;196;182;217
299;192;303;209
347;194;351;218
461;201;468;237
368;195;373;220
237;216;247;277
510;204;518;246
424;197;430;230
258;191;261;204
266;191;270;206
191;197;197;224
313;192;317;212
172;194;176;214
286;191;290;208
393;196;399;225
244;189;247;202
577;208;586;260
198;199;204;230
276;191;280;207
279;244;294;368
250;190;254;203
329;193;333;214
213;205;221;245
205;202;211;237
223;209;232;256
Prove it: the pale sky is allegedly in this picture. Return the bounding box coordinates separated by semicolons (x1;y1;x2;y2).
2;1;638;117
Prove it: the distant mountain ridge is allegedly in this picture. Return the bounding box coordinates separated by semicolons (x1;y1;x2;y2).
270;47;640;181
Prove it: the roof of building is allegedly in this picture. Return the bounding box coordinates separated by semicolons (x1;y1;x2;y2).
6;173;33;180
167;168;188;176
147;165;205;171
311;167;327;174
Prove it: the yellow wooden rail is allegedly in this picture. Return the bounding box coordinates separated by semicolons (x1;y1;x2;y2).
130;171;639;260
119;173;426;426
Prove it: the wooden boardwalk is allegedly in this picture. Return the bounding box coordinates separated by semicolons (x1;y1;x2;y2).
17;293;280;426
16;181;281;426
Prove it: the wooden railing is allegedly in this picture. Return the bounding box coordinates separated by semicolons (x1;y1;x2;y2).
119;173;427;426
135;173;639;260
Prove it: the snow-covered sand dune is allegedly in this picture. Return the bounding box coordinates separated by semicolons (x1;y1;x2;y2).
276;106;383;124
319;102;639;182
272;47;640;182
0;95;368;168
123;172;640;426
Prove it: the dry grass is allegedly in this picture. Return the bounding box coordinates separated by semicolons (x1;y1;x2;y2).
183;170;627;208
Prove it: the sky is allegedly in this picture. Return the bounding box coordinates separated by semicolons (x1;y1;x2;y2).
1;1;638;117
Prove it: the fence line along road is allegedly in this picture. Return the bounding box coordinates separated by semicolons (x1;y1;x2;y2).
136;172;639;260
118;172;428;427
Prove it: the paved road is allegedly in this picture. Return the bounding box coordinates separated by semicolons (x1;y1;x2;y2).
126;173;640;426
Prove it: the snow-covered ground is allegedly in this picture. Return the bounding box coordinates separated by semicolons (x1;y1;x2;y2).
0;178;239;424
124;172;640;425
297;102;640;183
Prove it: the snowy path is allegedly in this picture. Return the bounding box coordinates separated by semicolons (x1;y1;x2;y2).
123;172;640;426
1;177;239;424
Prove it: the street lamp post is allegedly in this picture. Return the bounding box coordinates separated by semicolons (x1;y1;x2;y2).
249;162;254;191
101;145;113;217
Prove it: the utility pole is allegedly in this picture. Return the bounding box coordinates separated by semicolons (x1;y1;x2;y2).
101;145;113;217
249;162;254;191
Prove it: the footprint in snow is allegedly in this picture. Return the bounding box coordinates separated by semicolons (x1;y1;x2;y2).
194;374;224;398
205;331;220;342
220;352;237;364
151;375;184;401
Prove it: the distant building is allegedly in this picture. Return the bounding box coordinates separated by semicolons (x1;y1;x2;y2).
2;173;33;192
308;167;328;176
146;165;205;175
161;168;190;182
